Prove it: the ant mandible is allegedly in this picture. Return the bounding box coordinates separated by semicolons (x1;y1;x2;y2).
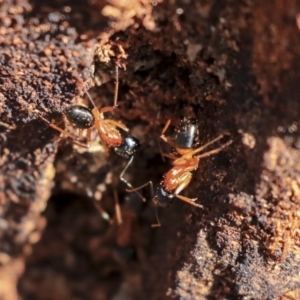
35;65;142;198
129;117;232;224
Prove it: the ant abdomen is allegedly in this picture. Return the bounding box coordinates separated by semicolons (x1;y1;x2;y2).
64;105;95;129
152;186;175;207
114;135;140;159
174;117;199;149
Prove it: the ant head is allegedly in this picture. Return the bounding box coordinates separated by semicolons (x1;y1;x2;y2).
64;105;95;129
173;117;199;149
152;186;174;207
114;135;141;159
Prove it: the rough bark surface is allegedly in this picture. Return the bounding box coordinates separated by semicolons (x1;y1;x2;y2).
1;0;300;299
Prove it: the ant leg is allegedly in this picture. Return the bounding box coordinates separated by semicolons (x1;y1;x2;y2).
159;118;180;149
114;65;119;106
0;121;16;130
119;156;146;202
151;206;161;228
78;129;83;140
99;106;118;113
126;180;154;198
156;116;167;162
126;181;161;227
114;190;123;225
159;121;182;151
194;139;232;160
157;139;166;162
89;65;119;110
160;134;180;150
174;173;203;208
176;194;203;208
86;90;97;108
91;107;117;121
162;152;178;160
93;201;111;223
161;118;172;135
186;134;229;158
105;119;129;132
37;113;89;148
50;123;90;148
86;128;92;145
160;104;179;136
69;138;90;148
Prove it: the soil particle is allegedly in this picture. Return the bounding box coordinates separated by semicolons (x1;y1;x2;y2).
1;0;300;299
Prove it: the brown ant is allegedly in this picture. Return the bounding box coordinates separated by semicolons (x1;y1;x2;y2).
128;117;232;226
36;66;127;147
34;65;142;199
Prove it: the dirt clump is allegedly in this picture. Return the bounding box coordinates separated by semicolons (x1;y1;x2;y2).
1;0;300;299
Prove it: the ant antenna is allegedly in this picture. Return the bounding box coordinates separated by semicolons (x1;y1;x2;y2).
114;65;119;106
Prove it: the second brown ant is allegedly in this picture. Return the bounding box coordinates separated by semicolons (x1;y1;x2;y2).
34;65;142;199
129;117;232;226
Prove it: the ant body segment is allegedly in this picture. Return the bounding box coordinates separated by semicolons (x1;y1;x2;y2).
37;66;128;149
154;117;232;207
128;117;232;225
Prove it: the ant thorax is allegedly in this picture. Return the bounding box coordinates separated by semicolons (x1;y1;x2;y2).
173;117;200;149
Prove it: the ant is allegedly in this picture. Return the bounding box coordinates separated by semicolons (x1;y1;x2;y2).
128;117;232;226
33;65;142;199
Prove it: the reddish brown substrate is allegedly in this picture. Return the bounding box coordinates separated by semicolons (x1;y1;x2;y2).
1;0;300;299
